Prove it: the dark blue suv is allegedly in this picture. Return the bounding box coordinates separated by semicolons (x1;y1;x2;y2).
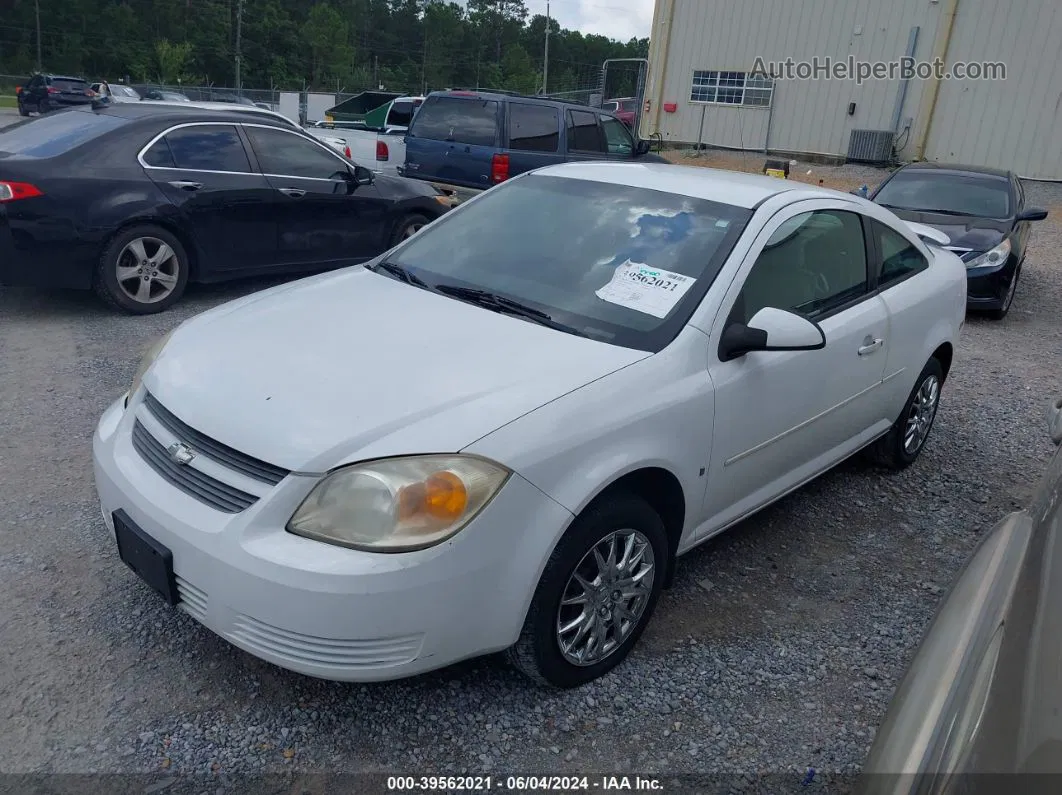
402;90;668;190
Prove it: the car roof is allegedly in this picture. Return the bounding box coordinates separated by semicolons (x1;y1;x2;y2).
897;161;1012;180
428;89;592;108
83;102;297;129
115;101;300;128
46;74;86;81
532;161;844;209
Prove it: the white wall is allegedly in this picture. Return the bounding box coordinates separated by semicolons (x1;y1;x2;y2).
278;92;300;124
646;0;1062;177
306;93;338;124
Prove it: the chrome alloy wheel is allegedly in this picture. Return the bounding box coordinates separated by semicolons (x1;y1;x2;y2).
116;237;180;304
556;529;656;666
904;374;940;455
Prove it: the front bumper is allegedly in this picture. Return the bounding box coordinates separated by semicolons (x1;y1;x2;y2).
92;396;573;682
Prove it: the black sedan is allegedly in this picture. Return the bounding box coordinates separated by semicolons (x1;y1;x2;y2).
869;162;1047;319
0;103;453;313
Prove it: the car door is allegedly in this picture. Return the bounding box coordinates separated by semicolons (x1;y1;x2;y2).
139;122;279;274
600;114;637;159
564;109;611;163
701;203;891;535
866;218;939;417
242;123;391;267
505;101;563;176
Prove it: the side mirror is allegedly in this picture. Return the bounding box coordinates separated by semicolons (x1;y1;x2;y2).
1017;207;1048;222
719;307;826;362
352;166;375;186
635;139;651;156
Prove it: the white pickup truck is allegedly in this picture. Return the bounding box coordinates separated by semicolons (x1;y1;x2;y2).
304;96;423;176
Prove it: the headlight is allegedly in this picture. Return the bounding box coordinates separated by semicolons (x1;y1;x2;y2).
287;455;510;552
965;239;1010;269
127;330;174;405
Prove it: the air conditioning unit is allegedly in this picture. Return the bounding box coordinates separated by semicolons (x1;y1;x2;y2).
847;129;894;163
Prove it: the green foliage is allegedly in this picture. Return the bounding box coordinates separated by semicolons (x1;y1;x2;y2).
155;40;193;85
0;0;648;95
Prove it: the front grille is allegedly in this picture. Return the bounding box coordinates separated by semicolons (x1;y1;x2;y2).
175;574;208;621
143;393;290;485
131;420;257;513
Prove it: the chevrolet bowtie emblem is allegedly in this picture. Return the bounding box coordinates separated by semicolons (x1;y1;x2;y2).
167;442;197;466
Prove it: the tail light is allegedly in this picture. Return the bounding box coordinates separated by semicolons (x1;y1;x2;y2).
0;182;45;203
85;88;96;96
15;86;21;95
47;86;61;94
490;153;510;184
344;145;352;159
376;140;389;161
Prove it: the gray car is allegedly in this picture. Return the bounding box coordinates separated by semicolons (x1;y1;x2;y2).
857;397;1062;793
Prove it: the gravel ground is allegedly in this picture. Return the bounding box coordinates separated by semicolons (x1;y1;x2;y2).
2;168;1061;794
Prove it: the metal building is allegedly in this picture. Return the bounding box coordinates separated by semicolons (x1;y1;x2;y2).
643;0;1062;179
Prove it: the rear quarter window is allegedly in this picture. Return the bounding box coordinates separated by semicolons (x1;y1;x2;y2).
0;110;129;158
409;96;498;147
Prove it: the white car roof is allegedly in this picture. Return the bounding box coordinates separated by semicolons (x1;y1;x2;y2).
535;161;843;209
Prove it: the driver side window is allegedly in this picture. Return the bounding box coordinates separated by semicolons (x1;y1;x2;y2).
600;115;633;155
734;210;868;324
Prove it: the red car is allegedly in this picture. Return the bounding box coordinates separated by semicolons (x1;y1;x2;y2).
602;97;638;129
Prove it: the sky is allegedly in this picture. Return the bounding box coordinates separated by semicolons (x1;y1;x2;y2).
524;0;655;43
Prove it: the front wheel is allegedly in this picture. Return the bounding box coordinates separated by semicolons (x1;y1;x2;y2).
389;213;431;247
865;357;944;470
986;263;1021;320
94;225;189;314
506;494;668;688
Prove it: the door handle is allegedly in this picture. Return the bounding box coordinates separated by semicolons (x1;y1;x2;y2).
278;187;306;198
858;337;884;356
168;180;202;192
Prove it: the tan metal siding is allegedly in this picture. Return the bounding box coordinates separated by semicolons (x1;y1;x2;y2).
918;0;1062;179
652;0;945;157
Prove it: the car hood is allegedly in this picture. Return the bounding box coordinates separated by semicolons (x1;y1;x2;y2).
885;208;1009;251
145;268;648;472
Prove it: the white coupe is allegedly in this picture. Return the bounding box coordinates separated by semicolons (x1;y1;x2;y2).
93;163;967;688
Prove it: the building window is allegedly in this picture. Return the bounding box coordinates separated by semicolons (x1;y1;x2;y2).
690;70;774;107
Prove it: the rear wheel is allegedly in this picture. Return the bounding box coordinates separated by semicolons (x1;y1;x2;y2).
865;357;944;470
17;100;29;117
389;213;430;247
94;225;189;314
506;493;667;688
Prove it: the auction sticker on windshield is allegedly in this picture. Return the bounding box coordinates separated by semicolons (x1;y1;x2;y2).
595;260;696;318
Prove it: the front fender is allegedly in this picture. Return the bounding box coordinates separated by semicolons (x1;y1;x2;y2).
464;326;713;542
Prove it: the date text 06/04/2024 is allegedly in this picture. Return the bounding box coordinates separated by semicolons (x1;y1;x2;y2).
386;775;664;792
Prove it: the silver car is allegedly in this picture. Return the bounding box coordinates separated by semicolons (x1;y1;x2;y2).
857;396;1062;793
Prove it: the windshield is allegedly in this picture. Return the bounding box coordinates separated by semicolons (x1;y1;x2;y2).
874;171;1012;217
0;109;129;157
383;174;751;352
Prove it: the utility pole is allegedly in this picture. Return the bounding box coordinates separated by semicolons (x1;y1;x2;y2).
421;28;428;95
374;55;379;88
234;0;244;92
34;0;42;70
541;0;550;94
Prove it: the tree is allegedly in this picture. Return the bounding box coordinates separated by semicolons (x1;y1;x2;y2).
155;40;193;85
301;3;354;88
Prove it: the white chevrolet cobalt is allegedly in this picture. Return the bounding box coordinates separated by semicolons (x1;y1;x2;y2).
93;163;966;688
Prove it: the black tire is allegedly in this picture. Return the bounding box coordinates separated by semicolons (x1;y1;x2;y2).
986;263;1020;321
506;493;668;688
389;213;431;247
17;101;29;117
94;224;190;315
865;357;945;470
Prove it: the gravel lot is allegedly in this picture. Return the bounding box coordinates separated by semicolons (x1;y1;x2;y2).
2;163;1061;793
